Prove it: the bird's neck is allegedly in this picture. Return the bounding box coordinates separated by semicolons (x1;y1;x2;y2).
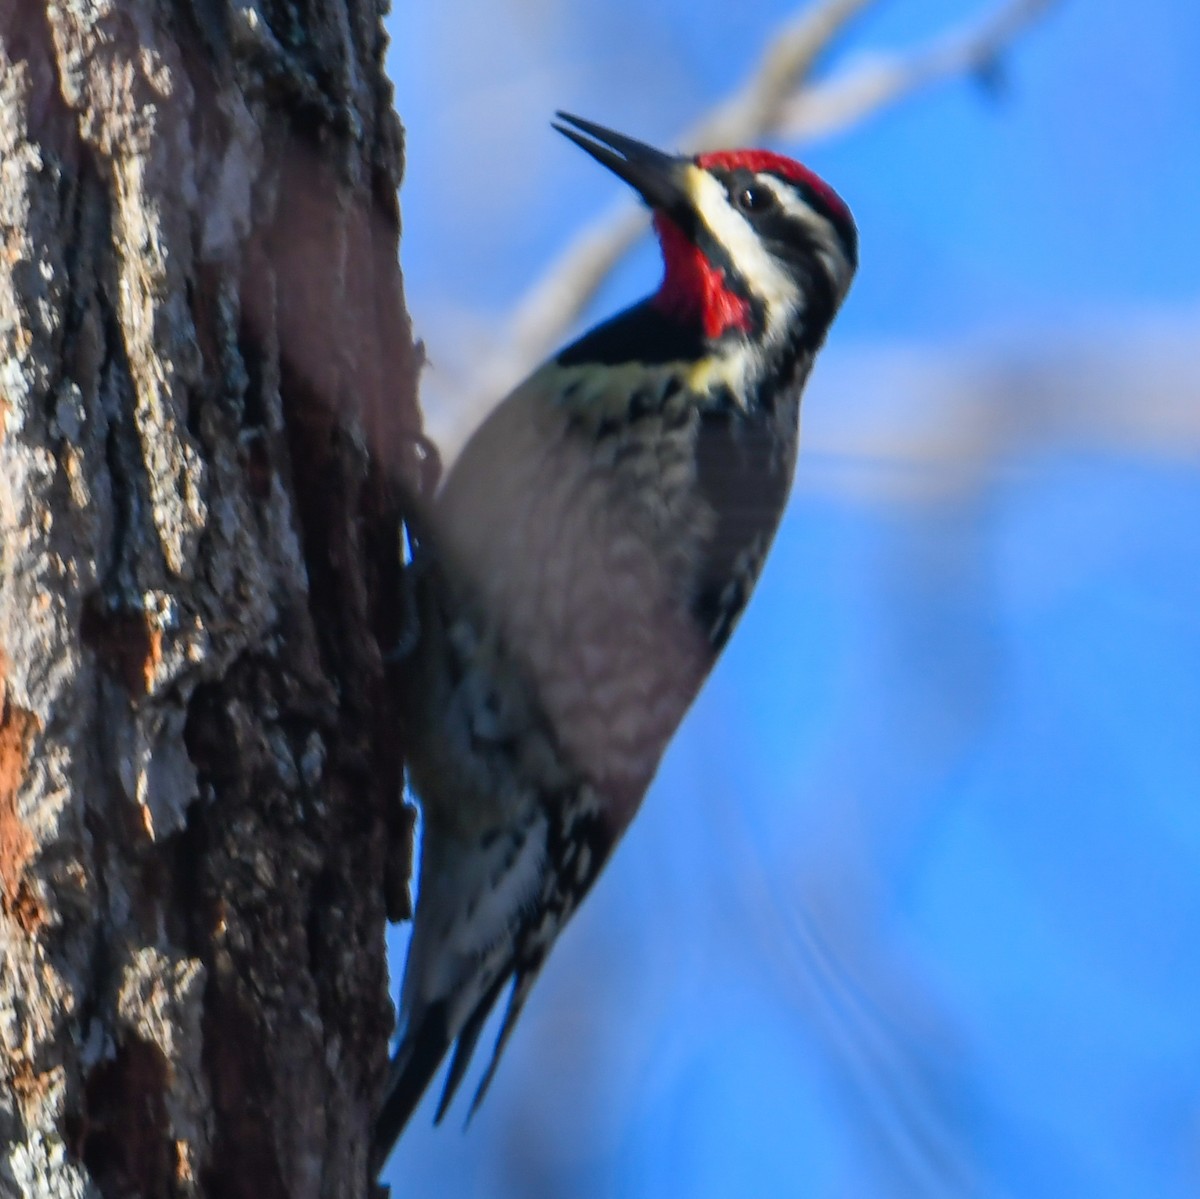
650;213;754;341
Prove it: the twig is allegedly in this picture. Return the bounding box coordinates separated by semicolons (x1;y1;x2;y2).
680;0;878;151
780;0;1056;141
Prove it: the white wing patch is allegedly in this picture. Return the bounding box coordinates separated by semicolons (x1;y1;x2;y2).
403;813;548;1018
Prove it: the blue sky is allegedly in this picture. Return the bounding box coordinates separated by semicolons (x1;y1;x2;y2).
382;3;1200;1196
390;0;1200;342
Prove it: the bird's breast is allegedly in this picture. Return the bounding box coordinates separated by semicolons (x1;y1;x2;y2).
434;398;714;827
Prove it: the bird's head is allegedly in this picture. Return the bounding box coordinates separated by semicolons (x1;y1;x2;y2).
554;112;857;350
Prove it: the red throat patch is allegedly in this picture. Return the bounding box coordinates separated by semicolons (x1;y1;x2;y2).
650;212;751;339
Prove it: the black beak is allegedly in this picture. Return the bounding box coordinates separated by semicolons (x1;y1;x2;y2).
553;112;689;213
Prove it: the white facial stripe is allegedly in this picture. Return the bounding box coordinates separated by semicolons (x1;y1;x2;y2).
766;176;854;295
685;165;797;339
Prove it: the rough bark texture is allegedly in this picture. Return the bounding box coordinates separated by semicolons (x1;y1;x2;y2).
0;1;423;1196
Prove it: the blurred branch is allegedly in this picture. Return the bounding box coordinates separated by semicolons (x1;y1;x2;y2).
781;0;1055;141
679;0;879;150
452;0;1056;427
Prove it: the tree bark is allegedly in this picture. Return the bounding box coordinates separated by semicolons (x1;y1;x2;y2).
0;2;422;1196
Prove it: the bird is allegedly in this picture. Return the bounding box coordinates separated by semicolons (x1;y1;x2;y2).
374;112;857;1170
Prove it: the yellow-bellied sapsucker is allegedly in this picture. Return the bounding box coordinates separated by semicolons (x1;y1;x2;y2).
375;113;857;1167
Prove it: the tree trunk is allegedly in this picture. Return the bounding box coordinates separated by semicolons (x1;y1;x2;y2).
0;2;422;1195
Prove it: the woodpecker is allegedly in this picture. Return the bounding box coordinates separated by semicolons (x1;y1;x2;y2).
375;113;856;1168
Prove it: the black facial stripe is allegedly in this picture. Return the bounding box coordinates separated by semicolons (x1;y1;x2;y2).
760;220;837;340
716;167;858;276
659;202;769;339
700;169;843;342
688;218;769;337
788;179;858;270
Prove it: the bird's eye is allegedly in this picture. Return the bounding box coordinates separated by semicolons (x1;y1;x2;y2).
735;184;776;215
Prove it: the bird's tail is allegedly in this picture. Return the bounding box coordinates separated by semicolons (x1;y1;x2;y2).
371;1001;452;1174
371;969;518;1174
372;807;595;1172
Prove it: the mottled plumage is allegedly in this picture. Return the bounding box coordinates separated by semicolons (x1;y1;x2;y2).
374;114;856;1169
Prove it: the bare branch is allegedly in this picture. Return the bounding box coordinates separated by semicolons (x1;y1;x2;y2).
682;0;878;150
780;0;1056;142
444;0;1056;438
471;205;649;433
